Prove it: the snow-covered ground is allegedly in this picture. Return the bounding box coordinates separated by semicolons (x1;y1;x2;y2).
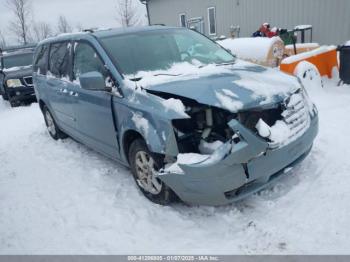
1;78;350;255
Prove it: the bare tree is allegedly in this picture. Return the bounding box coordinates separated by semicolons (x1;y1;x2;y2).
0;30;7;49
32;21;52;42
116;0;140;27
57;15;72;34
75;23;84;32
6;0;32;44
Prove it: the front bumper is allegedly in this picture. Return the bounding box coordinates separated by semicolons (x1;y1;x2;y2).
158;113;319;206
6;87;36;103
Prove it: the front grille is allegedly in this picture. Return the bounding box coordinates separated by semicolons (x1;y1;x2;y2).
23;76;33;87
278;91;310;145
239;90;310;148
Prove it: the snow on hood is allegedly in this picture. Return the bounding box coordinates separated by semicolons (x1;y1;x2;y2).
130;60;301;113
3;65;32;73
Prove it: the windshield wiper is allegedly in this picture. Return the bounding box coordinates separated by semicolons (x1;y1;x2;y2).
216;61;236;66
129;77;142;82
153;73;182;77
128;73;182;82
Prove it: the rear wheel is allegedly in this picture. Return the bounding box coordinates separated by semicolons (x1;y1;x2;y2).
43;106;68;140
128;138;177;205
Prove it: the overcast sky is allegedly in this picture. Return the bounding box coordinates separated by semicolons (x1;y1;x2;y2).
0;0;147;44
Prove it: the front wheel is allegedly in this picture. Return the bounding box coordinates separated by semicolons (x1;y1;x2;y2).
43;106;68;140
128;138;177;205
1;92;9;101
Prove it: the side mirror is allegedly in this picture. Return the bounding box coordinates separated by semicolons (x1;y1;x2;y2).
78;71;111;92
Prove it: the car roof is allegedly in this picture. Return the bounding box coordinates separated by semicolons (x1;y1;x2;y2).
38;26;181;46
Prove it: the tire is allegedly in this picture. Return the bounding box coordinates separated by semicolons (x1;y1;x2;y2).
128;138;177;205
43;105;68;140
294;61;323;91
1;92;9;101
10;100;17;107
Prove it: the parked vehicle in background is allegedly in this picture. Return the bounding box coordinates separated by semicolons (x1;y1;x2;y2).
33;26;318;206
0;45;36;107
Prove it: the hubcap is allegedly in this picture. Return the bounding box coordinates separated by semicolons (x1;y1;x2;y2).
45;110;56;136
135;151;162;195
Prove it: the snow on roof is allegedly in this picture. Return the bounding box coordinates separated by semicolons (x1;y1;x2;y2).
281;45;337;65
294;25;312;30
345;40;350;46
285;43;320;49
217;37;282;61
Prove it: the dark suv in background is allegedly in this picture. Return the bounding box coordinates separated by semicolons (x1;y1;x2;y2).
0;45;36;107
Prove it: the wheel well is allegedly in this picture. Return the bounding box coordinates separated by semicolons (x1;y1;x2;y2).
123;130;143;163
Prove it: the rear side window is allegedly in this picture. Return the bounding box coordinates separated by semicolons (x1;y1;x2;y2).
73;42;107;80
49;42;71;78
34;45;49;75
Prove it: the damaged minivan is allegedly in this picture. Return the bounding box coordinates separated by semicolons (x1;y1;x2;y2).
33;26;318;205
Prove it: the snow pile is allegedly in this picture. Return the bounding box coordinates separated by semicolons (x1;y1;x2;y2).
264;120;293;145
233;67;300;104
161;98;188;117
217;37;282;61
215;90;244;112
164;141;233;174
256;119;271;138
282;46;337;64
163;153;210;174
127;62;234;88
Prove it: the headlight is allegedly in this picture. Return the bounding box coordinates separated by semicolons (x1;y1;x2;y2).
6;79;23;88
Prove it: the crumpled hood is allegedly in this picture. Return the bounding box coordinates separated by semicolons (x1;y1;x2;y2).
140;61;301;112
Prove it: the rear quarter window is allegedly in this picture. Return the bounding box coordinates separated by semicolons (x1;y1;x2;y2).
34;45;49;75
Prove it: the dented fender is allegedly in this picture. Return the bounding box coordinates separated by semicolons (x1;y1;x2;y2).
115;88;189;162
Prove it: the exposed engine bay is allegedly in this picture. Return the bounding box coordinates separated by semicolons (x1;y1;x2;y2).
148;89;310;157
172;105;237;154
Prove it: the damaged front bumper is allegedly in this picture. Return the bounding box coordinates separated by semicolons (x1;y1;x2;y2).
157;112;318;206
